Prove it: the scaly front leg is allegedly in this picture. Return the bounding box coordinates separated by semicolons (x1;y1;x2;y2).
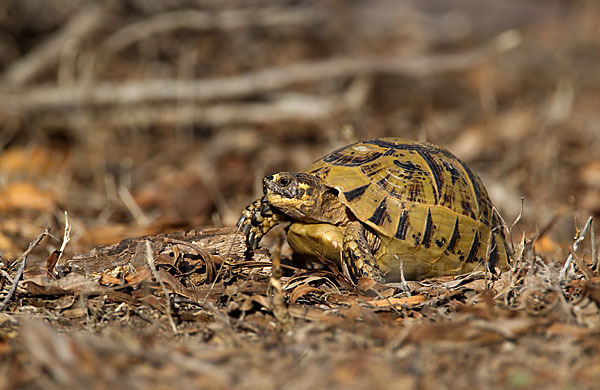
342;221;384;284
237;197;286;249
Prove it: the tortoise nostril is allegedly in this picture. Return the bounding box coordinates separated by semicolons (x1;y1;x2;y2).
265;175;274;182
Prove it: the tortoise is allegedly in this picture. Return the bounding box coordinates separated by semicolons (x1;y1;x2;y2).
237;137;510;283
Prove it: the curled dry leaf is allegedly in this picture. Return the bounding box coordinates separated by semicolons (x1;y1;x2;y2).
289;284;323;304
50;295;76;310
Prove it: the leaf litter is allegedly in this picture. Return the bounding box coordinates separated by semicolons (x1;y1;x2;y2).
1;0;600;388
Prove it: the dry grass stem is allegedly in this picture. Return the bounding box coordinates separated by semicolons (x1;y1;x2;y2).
118;185;151;226
560;216;593;281
56;211;71;267
592;219;598;271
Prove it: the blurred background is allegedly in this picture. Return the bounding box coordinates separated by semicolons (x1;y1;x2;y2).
0;0;599;261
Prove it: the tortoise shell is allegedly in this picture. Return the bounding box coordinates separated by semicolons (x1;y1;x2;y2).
302;137;509;279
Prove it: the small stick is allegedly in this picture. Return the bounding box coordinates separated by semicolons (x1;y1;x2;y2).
568;246;594;281
592;219;598;272
201;244;229;305
144;240;178;334
484;225;500;291
560;216;593;282
508;198;524;257
56;211;71;267
399;259;411;297
1;229;49;311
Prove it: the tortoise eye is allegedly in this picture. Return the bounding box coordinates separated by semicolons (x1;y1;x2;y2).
278;177;290;187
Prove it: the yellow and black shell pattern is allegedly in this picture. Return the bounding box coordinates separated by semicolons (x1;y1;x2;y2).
304;137;510;280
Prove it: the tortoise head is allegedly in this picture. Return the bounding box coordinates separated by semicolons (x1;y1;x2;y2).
262;172;327;221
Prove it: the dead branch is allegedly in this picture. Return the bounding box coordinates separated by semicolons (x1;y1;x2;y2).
2;4;107;86
1;30;521;112
26;91;362;129
103;7;319;53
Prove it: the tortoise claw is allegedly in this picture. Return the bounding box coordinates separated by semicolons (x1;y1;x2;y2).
237;197;284;250
251;213;263;226
236;215;246;228
247;231;256;248
242;222;252;236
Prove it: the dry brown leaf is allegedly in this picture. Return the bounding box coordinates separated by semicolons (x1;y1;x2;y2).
0;146;68;177
77;224;167;247
287;303;345;323
22;272;108;296
584;280;600;306
21;281;70;295
580;160;600;188
366;294;426;308
449;125;488;162
338;302;364;320
125;266;153;285
51;295;76;310
357;277;377;292
0;231;20;259
22;266;54;281
156;269;204;301
534;236;560;255
56;273;108;294
0;182;54;212
45;250;60;274
99;274;122;285
545;323;590;338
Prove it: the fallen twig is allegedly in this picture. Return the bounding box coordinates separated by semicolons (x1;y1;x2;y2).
1;229;50;311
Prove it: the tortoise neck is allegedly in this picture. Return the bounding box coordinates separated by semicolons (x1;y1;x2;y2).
307;190;348;225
